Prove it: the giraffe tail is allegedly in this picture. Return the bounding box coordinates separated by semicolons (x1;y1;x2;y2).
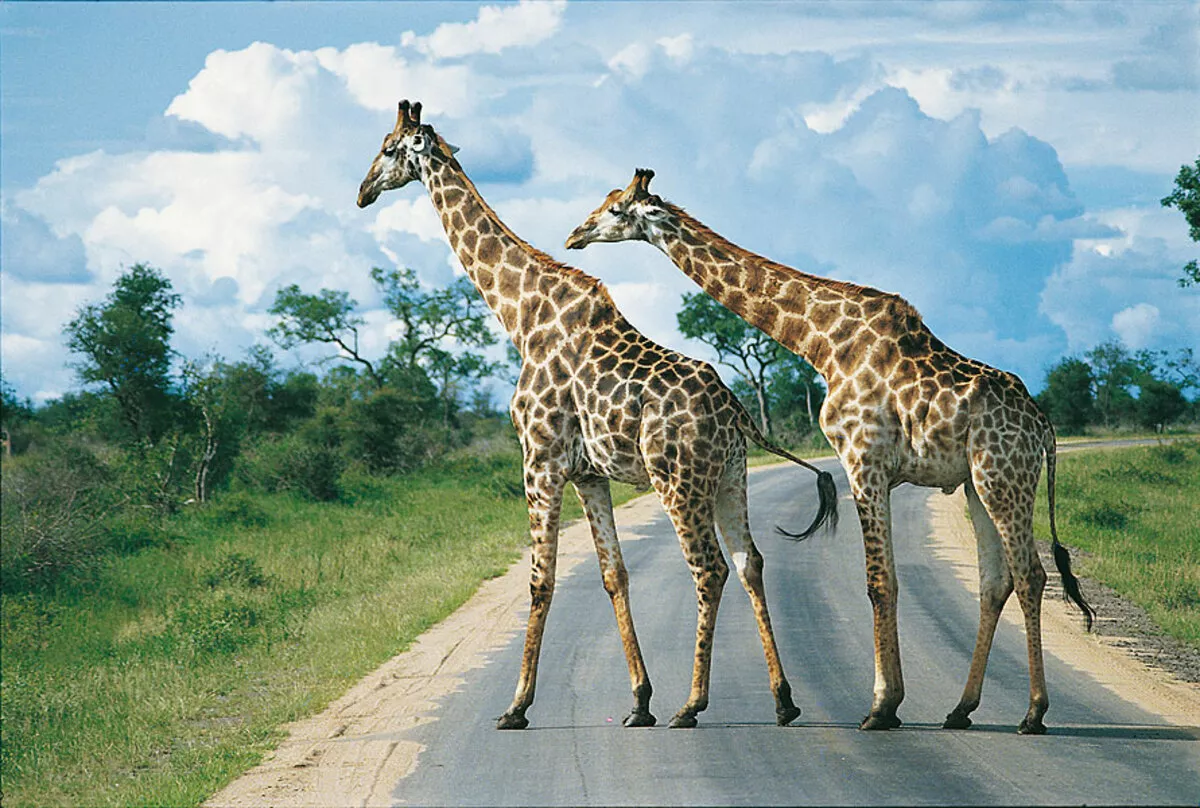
1044;425;1096;632
734;408;838;540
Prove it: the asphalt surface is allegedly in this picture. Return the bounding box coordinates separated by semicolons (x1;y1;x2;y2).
391;458;1200;806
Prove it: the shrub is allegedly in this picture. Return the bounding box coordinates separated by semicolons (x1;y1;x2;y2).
234;434;344;502
204;491;271;528
0;443;115;591
339;389;441;474
202;552;268;589
1074;501;1140;530
169;591;266;655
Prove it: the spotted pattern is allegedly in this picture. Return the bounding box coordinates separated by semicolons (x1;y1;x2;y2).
566;169;1095;734
358;103;824;731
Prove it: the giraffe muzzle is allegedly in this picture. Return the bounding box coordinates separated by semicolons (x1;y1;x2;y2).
564;225;593;249
357;182;380;208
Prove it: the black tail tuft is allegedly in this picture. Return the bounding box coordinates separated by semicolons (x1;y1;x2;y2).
1052;538;1096;632
776;470;839;542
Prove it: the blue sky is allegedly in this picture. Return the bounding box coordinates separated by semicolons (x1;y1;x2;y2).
2;0;1197;405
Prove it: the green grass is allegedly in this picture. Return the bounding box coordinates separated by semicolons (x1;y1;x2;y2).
0;451;640;807
1036;440;1200;646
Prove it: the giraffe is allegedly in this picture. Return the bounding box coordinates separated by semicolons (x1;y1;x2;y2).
357;103;838;730
565;168;1095;735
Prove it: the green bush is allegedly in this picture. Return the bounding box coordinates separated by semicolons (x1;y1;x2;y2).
0;443;115;592
202;552;268;589
1074;501;1139;530
234;435;344;502
204;491;271;528
339;389;441;474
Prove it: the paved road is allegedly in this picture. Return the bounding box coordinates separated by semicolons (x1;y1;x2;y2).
391;459;1200;806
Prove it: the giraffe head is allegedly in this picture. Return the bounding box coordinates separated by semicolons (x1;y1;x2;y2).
564;168;669;249
357;100;458;208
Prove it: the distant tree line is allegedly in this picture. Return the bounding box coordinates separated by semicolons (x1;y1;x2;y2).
1037;341;1198;435
0;263;509;592
2;261;1196;593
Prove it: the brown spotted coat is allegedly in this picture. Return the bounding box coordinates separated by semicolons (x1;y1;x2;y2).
566;168;1095;734
358;104;837;730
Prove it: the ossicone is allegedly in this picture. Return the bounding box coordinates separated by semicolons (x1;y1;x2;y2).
395;99;423;129
632;167;655;197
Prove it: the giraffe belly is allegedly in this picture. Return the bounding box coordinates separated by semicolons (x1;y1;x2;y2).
575;416;653;488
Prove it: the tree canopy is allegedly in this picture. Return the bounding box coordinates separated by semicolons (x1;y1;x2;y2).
64;263;181;443
1161;156;1200;287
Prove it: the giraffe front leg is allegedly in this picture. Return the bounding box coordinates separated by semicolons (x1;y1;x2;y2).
497;472;566;730
573;478;656;728
853;483;904;731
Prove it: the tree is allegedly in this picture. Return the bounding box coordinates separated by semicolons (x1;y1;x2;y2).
1038;357;1096;434
1135;378;1187;430
766;354;825;431
677;291;791;436
1160;156;1200;287
64;263;181;443
268;286;383;387
372;266;500;425
1085;339;1137;427
1;375;34;457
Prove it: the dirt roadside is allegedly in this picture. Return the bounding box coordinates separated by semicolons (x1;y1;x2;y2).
926;487;1199;725
205;491;666;808
207;462;1199;808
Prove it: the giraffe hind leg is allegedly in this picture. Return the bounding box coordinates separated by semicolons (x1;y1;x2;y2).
944;482;1014;730
660;496;728;729
715;472;800;726
972;472;1050;734
573;477;656;728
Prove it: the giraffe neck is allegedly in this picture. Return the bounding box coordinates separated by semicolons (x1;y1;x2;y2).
647;205;883;381
423;156;622;358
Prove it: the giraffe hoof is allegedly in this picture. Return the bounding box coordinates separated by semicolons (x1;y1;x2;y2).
496;712;529;730
859;713;902;731
776;705;802;726
942;712;972;730
623;710;657;728
1017;717;1047;735
668;712;698;729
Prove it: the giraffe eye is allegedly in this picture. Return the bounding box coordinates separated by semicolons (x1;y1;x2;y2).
383;144;397;158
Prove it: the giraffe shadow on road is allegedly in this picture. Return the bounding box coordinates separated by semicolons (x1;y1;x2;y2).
710;720;1200;742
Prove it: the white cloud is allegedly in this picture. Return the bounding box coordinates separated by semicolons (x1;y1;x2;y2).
657;34;695;65
370;196;449;246
167;43;320;143
403;0;567;60
313;43;474;117
1111;303;1161;350
4;2;1198;404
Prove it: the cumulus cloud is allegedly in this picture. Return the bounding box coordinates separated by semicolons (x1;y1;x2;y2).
403;0;566;60
1041;235;1199;353
3;3;1197;404
1111;303;1162;350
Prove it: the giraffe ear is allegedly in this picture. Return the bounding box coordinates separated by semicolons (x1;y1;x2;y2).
635;200;669;222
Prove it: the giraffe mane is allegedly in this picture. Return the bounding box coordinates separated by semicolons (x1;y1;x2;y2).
660;201;926;324
446;154;621;309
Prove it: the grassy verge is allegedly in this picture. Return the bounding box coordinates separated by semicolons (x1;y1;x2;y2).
0;450;640;807
1036;440;1200;646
